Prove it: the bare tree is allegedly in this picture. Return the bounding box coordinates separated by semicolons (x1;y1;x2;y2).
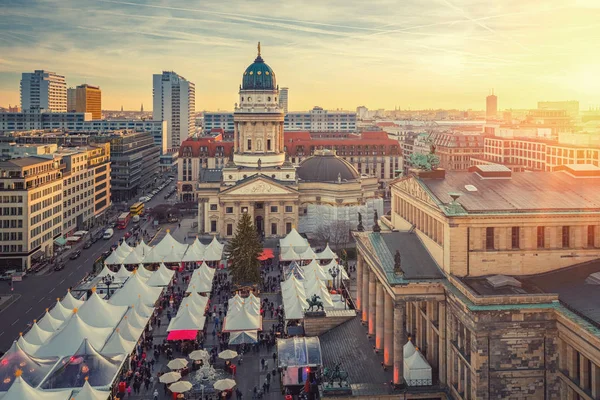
314;220;352;250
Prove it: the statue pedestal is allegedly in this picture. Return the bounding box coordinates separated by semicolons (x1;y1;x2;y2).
320;383;352;397
304;311;326;318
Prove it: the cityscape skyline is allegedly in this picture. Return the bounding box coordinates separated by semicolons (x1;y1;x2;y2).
1;0;600;111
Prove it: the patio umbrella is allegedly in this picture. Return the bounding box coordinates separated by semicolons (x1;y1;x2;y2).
189;349;210;361
159;371;181;384
213;378;237;391
168;358;189;370
169;381;193;393
218;349;238;360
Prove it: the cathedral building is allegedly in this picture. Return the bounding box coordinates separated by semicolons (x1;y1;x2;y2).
180;44;382;238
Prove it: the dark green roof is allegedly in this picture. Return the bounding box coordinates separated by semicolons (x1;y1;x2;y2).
242;55;276;90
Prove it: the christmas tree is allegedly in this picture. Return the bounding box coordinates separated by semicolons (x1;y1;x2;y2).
226;212;263;285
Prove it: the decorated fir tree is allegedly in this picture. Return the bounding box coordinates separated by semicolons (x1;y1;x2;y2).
226;212;263;285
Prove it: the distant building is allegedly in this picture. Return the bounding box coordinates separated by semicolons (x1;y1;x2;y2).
538;100;579;120
0;157;63;271
0;143;58;161
203;112;234;134
20;70;67;112
285;107;357;132
356;105;368;120
153;71;196;149
486;90;497;119
279;87;289;114
67;84;102;119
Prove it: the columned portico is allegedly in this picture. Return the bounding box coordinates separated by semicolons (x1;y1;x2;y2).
362;263;369;323
368;271;376;335
394;300;406;385
375;282;384;350
383;292;394;366
356;254;363;311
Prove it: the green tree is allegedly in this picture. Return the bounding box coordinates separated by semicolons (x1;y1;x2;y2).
226;212;263;285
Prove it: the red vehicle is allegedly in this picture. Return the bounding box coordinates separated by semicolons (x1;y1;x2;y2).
124;231;132;239
117;212;131;229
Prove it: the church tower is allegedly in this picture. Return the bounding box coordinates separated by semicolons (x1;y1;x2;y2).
233;43;285;168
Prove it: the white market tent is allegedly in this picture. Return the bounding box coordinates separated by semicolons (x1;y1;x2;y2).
60;290;84;310
181;238;206;262
49;299;73;321
404;340;416;359
279;229;309;252
185;263;215;293
121;249;144;265
0;375;72;400
108;273;162;307
124;307;149;330
281;276;305;293
143;231;188;264
167;305;206;331
101;330;136;356
302;261;330;281
72;380;111;400
403;347;432;386
280;246;300;261
223;307;261;331
322;259;349;279
17;334;41;356
146;263;175;287
136;240;152;256
96;266;116;280
315;244;338;260
132;296;154;318
77;292;128;329
297;247;317;260
34;314;113;358
283;298;307;320
114;265;132;281
23;321;52;346
135;264;153;281
116;241;133;258
114;318;143;343
37;309;65;332
103;250;124;266
187;292;209;311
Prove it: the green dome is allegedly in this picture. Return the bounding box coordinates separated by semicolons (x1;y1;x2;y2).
242;54;276;91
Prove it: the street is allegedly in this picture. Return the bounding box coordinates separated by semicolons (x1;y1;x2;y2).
0;181;177;353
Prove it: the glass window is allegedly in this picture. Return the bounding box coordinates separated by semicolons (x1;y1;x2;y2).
270;206;278;213
537;226;545;248
485;227;494;250
511;227;520;249
562;226;570;248
271;223;277;235
285;206;293;213
210;220;217;232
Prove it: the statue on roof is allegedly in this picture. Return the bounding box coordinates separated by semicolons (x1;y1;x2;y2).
394;250;403;276
372;210;381;233
357;212;364;232
257;158;262;170
408;153;440;171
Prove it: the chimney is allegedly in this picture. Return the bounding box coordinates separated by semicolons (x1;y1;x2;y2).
469;164;511;179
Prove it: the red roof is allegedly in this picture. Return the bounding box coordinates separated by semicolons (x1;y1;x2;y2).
376;122;397;127
179;136;234;157
284;131;400;156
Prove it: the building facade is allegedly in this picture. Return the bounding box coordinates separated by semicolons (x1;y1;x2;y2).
485;91;497;119
284;106;357;132
179;45;382;238
0;157;63;271
351;164;600;399
279;87;289;114
153;71;196;149
67;84;102;119
20;70;67;112
203;113;234;134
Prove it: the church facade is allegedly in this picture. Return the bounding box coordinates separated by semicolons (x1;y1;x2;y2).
180;45;382;238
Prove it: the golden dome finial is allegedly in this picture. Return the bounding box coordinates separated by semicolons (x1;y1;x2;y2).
258;41;261;57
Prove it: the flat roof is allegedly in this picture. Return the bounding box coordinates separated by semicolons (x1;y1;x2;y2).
421;171;600;212
0;156;52;168
524;260;600;326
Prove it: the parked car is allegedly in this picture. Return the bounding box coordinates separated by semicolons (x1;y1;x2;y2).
69;250;82;259
83;241;92;249
54;263;65;271
124;231;132;239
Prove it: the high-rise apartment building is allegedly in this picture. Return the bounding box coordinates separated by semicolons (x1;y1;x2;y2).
279;87;289;114
0;157;63;271
153;71;195;150
20;70;67;112
67;84;102;119
486;90;498;119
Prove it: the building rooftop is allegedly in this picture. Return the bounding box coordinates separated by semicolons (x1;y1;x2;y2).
525;260;600;327
420;170;600;213
0;156;52;168
297;151;359;183
200;169;222;183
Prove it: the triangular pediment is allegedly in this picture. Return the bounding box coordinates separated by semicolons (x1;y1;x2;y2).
221;175;298;196
394;176;442;210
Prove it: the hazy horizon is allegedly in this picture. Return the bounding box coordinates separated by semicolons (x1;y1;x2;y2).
1;0;599;111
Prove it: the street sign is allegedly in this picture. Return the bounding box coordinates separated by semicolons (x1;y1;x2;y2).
11;275;22;282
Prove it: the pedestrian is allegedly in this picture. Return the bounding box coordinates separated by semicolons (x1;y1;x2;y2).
153;389;159;400
272;352;276;364
127;385;132;397
260;358;265;370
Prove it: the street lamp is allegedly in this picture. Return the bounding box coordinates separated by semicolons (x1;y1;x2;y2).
102;275;114;299
329;264;347;310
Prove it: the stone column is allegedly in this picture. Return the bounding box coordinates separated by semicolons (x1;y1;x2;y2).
356;254;363;311
361;263;369;323
375;282;384;350
438;301;447;384
383;292;394;366
368;271;376;335
393;299;406;385
591;363;600;399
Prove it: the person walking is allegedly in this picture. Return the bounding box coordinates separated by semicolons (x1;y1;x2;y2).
153;389;159;400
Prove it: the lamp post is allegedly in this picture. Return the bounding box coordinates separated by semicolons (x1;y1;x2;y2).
328;264;340;291
102;274;114;299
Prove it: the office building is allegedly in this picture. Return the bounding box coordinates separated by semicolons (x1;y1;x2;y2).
279;87;289;113
486;90;497;119
0;143;58;161
153;71;196;149
351;164;600;397
202;107;358;134
20;70;67;112
0;110;166;152
538;100;579;120
0;157;63;271
85;143;111;217
285;107;357;132
67;84;102;119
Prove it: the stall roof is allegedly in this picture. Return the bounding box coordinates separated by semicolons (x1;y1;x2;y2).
277;337;322;367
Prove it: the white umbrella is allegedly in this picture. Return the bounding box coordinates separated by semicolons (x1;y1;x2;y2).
167;358;189;370
159;371;181;384
189;349;210;361
213;378;237;391
218;349;238;360
169;381;193;393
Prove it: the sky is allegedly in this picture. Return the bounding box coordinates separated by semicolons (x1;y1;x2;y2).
0;0;599;112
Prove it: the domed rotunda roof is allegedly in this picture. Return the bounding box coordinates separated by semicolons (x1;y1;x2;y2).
297;150;360;183
242;42;276;91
